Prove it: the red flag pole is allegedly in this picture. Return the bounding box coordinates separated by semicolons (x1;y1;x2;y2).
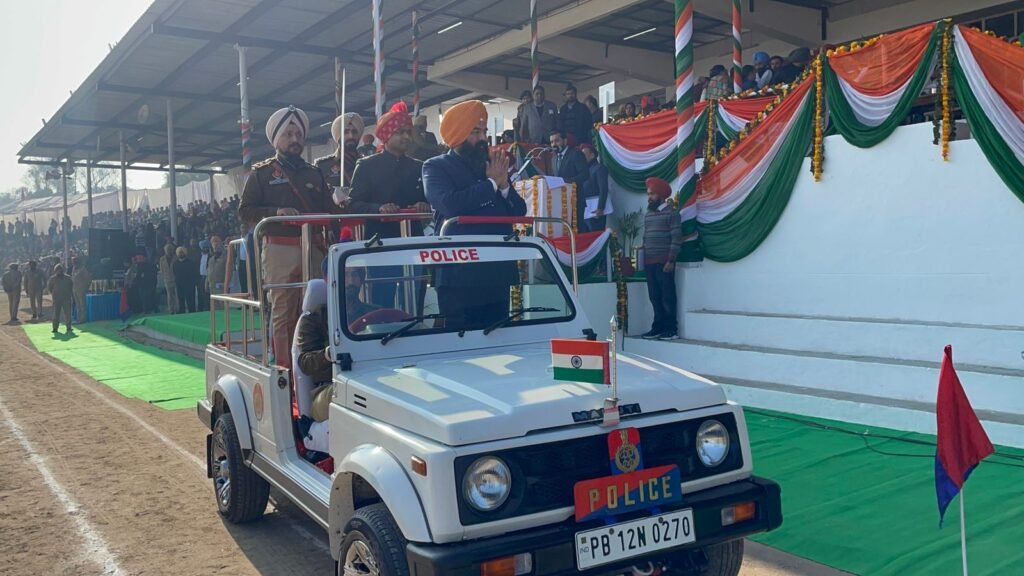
960;489;968;575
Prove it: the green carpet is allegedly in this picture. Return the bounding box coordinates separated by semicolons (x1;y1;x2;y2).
746;409;1024;575
128;309;262;346
22;321;204;411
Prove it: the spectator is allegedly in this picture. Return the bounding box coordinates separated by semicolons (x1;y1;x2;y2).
640;177;682;341
558;83;594;145
47;263;74;334
197;239;211;311
615;101;638;120
579;144;610;232
583;95;603;126
3;263;21;323
770;55;785;77
160;243;178;314
741;65;758;91
519;84;559;145
753;51;773;89
408;115;441;161
701;65;732;100
206;236;228;296
357;134;377;157
774;48;810;84
23;260;45;321
71;256;91;323
173;247;198;313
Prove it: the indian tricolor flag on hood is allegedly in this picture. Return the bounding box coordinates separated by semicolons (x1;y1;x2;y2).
551;339;610;384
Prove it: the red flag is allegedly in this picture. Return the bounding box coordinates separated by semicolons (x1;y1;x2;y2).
935;345;994;524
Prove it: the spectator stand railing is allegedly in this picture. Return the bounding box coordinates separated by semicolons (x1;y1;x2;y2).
211;212;433;366
438;216;578;293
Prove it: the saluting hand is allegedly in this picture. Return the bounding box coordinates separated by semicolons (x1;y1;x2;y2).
486;149;510;189
379;203;401;214
276;207;300;216
411;202;432;214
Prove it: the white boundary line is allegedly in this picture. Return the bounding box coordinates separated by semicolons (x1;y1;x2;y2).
1;330;331;555
0;396;127;576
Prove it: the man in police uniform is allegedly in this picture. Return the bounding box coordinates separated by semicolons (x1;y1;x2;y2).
238;105;344;368
315;112;364;190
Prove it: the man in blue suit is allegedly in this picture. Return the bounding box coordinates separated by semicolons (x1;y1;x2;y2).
423;100;528;330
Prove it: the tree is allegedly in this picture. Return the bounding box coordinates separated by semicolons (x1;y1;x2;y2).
74;167;121;193
21;165;56;198
164;171;208;187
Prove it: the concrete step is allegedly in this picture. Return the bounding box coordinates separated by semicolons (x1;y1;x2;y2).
715;374;1024;450
626;337;1024;416
684;309;1024;371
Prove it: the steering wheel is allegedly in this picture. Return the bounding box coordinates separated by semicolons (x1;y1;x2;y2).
348;308;411;334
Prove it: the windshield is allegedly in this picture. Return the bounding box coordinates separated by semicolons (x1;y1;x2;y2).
340;242;575;341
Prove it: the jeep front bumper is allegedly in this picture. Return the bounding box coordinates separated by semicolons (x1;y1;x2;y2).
406;476;781;576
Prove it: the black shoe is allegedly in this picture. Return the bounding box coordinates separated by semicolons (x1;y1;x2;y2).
640;328;661;339
656;331;679;340
52;329;59;334
297;415;314;439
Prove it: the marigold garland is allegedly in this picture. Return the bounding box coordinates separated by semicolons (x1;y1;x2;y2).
941;19;952;162
611;233;628;333
812;52;824;181
704;100;717;169
544;179;553;236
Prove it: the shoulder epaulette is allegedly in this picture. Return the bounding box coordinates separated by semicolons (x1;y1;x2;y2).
313;155;337;165
252;157;275;169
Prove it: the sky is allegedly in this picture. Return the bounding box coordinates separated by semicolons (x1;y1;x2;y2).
1;0;163;195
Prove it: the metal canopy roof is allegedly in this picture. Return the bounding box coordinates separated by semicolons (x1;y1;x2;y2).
18;0;582;173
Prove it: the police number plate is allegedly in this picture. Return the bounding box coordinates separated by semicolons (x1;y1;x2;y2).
574;509;695;570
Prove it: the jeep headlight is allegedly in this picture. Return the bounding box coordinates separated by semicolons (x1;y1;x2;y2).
696;420;730;467
462;456;511;511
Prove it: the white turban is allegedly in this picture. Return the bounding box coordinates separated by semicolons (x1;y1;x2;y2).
266;106;309;148
331;112;365;144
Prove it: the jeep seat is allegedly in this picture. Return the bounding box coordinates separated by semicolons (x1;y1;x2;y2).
292;279;327;418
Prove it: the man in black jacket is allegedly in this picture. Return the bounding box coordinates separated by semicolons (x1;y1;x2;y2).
349;101;431;307
549;130;590;226
558;83;594;145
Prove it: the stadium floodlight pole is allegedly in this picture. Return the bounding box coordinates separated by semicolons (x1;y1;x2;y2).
167;99;178;240
373;0;384;118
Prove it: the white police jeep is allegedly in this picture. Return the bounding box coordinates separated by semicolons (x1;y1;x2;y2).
197;218;782;576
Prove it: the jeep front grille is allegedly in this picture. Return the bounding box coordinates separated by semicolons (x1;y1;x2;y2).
453;413;743;526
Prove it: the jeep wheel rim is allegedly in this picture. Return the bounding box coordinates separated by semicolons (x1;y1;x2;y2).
212;430;231;510
342;540;379;576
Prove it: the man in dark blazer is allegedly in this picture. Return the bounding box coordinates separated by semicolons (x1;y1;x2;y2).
423;100;528;330
548;130;590;227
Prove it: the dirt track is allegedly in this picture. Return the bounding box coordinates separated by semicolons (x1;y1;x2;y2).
0;293;846;576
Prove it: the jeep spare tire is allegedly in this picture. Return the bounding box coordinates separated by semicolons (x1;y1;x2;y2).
338;503;409;576
212;412;270;523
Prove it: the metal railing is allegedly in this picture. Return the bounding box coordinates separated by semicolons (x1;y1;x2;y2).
210;212;432;366
438;216;578;292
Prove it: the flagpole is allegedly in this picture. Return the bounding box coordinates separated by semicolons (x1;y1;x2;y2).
959;489;968;576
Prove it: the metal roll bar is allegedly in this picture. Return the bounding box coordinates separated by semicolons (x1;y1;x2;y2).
218;212;432;366
438;216;578;292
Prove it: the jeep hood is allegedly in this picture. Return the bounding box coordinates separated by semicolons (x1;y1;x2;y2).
341;343;727;446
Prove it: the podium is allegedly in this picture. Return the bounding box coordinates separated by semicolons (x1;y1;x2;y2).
514;176;577;237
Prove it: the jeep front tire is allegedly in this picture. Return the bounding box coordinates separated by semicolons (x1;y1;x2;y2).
338;503;409;576
211;412;270;523
701;539;744;576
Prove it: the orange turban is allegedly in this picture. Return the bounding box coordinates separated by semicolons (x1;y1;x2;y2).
440;100;487;148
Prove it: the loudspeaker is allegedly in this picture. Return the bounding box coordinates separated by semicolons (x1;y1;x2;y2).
88;228;131;280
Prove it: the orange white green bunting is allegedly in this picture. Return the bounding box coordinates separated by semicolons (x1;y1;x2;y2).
952;25;1024;204
551;338;610;384
696;76;816;262
824;22;941;147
